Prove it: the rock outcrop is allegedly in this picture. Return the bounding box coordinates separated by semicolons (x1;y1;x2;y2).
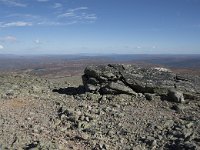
82;64;200;101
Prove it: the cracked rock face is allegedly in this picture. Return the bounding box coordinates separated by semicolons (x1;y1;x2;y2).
82;64;200;99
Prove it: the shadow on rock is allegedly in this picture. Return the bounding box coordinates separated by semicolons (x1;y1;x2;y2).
52;86;85;95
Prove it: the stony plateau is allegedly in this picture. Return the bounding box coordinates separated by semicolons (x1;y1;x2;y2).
0;64;200;150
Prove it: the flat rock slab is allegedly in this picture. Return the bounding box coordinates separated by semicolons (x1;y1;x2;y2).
82;64;200;96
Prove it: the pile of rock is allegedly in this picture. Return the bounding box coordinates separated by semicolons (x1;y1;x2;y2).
82;64;200;103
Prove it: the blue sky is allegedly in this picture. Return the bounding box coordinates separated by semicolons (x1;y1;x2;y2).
0;0;200;54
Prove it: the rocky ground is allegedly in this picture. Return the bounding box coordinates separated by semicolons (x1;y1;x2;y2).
0;64;200;150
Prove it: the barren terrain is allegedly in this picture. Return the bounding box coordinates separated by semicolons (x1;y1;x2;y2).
0;55;200;149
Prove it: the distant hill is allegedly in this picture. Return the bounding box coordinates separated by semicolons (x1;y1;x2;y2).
0;54;200;76
100;54;200;69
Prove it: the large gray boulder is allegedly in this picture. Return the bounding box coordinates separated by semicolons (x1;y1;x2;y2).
82;64;200;98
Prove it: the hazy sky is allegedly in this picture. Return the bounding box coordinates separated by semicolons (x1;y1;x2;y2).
0;0;200;54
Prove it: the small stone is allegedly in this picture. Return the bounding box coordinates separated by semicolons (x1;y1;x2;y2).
76;111;82;117
101;95;107;101
172;104;185;112
80;115;85;121
157;135;163;140
32;85;42;93
108;130;115;137
183;128;193;138
86;84;97;91
81;133;89;140
156;125;163;130
144;93;155;101
151;140;157;148
186;122;194;128
87;105;92;111
60;127;68;132
164;120;174;128
167;89;185;103
146;136;155;141
95;143;107;150
183;141;197;149
137;93;145;98
85;116;90;122
132;145;146;150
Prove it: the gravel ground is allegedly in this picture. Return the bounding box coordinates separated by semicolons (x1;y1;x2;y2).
0;73;200;149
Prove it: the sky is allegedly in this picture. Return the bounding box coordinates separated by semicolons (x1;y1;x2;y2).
0;0;200;54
